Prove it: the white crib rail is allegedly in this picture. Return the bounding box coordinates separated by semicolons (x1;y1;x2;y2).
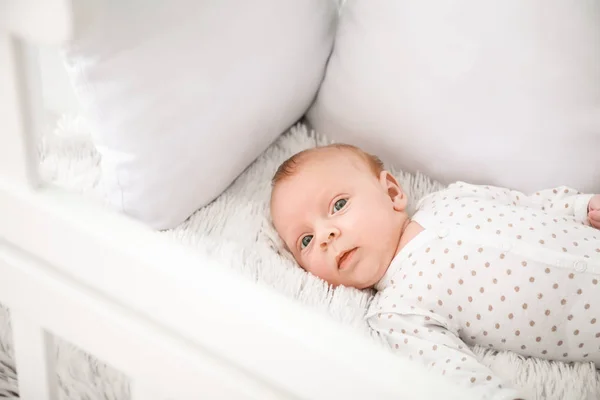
10;315;58;400
0;3;473;400
0;238;286;400
0;34;39;188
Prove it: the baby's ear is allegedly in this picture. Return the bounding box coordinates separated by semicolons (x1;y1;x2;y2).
379;171;407;211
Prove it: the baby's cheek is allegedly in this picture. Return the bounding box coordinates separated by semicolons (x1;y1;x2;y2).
305;254;332;280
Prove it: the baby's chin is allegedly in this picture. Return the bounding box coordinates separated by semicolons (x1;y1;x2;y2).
339;264;383;290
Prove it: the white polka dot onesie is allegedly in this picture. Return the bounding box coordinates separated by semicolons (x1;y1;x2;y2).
367;182;599;400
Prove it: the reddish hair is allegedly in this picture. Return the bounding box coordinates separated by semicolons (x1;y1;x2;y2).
272;143;384;186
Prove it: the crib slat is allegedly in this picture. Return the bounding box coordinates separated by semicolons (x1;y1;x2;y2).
0;34;40;189
11;314;59;400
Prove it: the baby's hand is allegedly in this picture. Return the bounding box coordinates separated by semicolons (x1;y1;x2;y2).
589;195;600;229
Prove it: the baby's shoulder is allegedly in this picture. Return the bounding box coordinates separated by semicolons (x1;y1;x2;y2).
368;285;408;313
416;182;510;211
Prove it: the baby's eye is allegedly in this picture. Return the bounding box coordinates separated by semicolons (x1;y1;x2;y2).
333;198;348;213
301;235;313;249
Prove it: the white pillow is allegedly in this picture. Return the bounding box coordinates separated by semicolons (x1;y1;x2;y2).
308;0;600;194
63;0;337;229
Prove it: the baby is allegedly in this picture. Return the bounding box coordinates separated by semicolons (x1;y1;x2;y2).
270;144;600;400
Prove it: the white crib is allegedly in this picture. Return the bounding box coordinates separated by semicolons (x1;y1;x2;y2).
0;3;475;399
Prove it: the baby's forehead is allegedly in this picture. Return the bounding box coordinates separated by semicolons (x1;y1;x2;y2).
270;147;374;205
296;147;371;173
273;158;363;206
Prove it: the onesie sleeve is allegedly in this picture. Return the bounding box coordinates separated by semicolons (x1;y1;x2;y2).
367;310;524;400
447;182;594;225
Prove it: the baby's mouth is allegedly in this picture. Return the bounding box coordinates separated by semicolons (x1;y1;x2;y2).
337;248;358;270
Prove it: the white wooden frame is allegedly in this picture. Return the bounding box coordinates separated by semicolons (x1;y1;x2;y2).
0;3;472;399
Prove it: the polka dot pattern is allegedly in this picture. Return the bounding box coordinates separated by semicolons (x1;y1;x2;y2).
368;183;600;393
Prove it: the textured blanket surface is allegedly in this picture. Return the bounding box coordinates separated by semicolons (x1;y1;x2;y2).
0;115;598;399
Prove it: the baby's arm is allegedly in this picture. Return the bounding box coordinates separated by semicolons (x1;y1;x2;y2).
368;311;524;400
447;182;595;225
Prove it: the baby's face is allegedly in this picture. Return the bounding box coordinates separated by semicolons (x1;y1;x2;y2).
270;150;408;289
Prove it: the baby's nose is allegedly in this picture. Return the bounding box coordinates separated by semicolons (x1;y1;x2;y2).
319;229;339;249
